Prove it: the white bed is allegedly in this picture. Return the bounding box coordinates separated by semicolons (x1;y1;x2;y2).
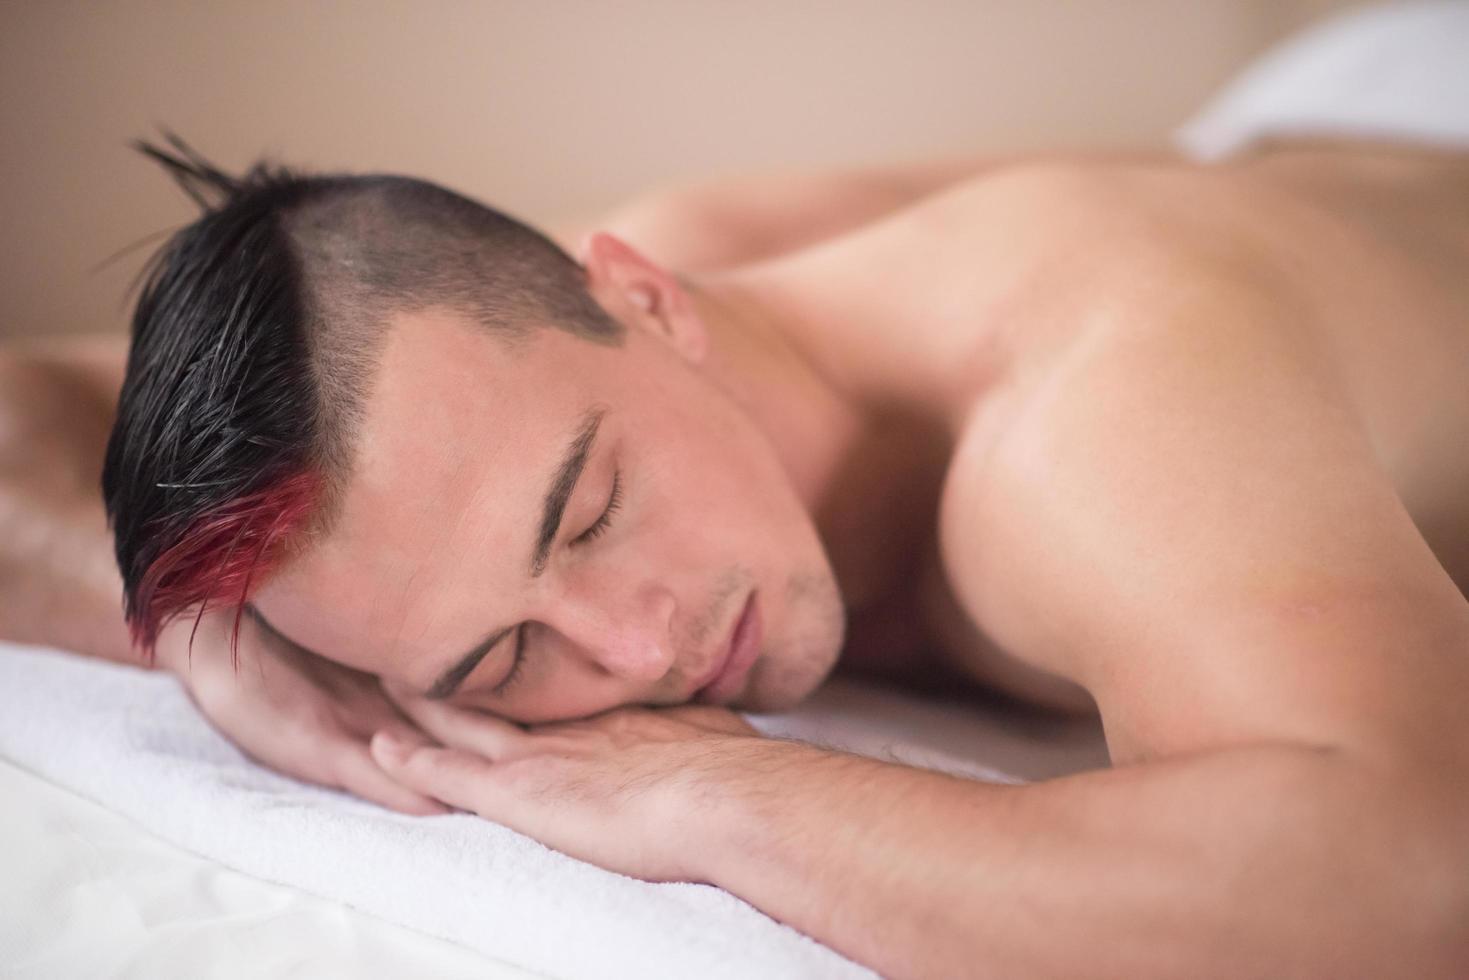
0;757;542;980
0;642;1107;979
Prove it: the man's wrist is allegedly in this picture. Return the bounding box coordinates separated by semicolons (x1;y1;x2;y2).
665;734;861;887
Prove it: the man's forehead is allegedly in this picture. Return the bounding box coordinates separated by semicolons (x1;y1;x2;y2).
371;307;534;425
363;308;582;472
252;310;598;671
342;315;527;546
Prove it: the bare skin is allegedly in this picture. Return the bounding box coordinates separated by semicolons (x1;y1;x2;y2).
4;139;1469;976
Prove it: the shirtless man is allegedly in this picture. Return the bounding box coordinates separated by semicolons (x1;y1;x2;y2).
4;120;1469;977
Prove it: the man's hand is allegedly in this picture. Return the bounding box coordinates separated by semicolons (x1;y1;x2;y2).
156;610;449;816
371;685;764;882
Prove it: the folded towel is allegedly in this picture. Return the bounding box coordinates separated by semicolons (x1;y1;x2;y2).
0;641;1104;979
1176;0;1469;160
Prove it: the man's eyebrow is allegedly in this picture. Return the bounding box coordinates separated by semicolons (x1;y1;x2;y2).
530;406;606;578
424;406;607;701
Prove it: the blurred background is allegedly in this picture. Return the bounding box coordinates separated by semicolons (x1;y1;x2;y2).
1;0;1380;342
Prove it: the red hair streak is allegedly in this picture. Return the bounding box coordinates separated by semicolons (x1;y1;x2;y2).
129;469;321;667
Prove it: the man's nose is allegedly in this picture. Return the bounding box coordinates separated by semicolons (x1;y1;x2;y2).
555;580;678;683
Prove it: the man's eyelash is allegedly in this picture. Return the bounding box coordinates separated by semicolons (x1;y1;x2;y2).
493;471;621;698
573;469;622;545
491;624;527;696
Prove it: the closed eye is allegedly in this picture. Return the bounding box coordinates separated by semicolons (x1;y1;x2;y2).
490;469;621;698
573;468;622;546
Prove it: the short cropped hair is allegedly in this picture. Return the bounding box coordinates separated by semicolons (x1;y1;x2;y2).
102;135;622;662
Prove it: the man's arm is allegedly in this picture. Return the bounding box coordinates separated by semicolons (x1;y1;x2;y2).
0;336;134;663
375;673;1466;978
549;149;1176;274
694;732;1462;979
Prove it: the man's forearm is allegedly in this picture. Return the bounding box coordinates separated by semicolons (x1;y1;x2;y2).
0;484;133;664
0;340;135;665
685;737;1465;979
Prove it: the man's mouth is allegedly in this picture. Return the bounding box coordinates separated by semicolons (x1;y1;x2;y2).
693;590;761;705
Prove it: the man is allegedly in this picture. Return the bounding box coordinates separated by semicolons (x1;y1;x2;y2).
6;88;1469;980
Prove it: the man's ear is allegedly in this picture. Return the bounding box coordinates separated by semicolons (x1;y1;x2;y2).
579;232;708;364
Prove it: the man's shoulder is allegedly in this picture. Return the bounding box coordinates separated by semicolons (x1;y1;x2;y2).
928;211;1469;763
905;158;1290;354
922;155;1220;248
950;160;1306;436
930;212;1326;695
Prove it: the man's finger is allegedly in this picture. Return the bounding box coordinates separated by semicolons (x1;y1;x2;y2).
381;681;529;760
330;728;454;816
370;730;511;818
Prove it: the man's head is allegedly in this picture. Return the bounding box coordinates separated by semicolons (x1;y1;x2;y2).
104;137;844;721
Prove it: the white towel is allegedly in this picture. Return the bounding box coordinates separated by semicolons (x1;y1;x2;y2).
1176;0;1469;161
0;641;1104;979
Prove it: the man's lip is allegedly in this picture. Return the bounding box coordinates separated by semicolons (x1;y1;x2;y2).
692;593;749;691
693;591;759;704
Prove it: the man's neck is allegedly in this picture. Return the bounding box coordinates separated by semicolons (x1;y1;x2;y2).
685;260;960;614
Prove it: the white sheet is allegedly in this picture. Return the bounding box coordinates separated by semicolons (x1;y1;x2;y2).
0;757;543;980
0;642;1107;979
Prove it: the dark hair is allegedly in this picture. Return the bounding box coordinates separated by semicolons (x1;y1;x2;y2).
102;134;622;663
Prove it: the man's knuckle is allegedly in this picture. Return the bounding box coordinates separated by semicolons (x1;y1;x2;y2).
401;744;454;778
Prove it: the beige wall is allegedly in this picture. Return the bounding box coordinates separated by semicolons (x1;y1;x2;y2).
1;0;1372;341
